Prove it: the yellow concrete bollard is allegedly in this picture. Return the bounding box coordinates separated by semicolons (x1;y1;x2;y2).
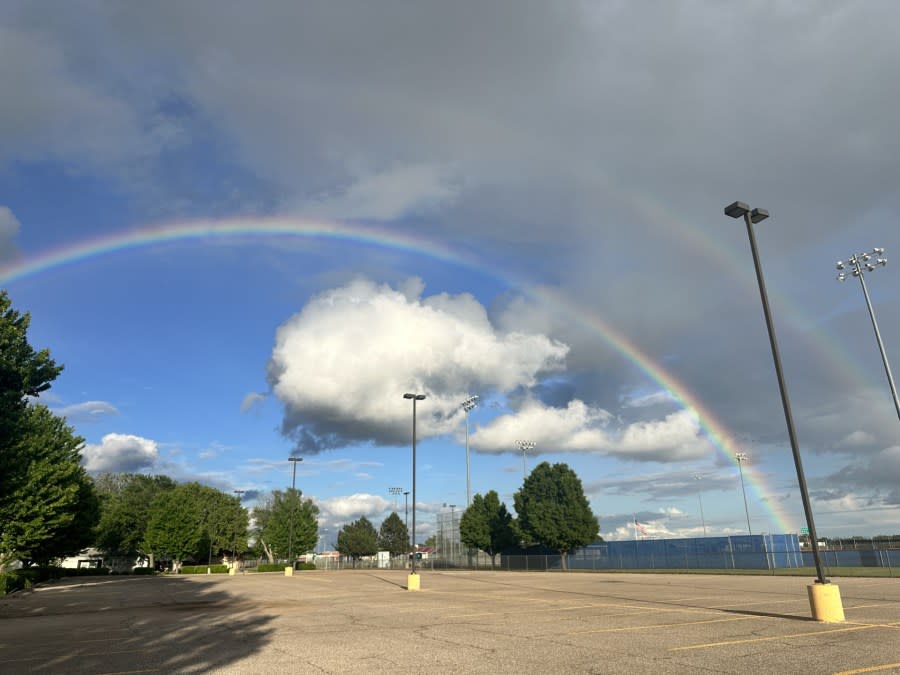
807;582;845;622
228;565;236;576
284;566;293;577
407;573;421;591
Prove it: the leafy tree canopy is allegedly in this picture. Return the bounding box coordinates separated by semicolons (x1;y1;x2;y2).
144;483;207;566
0;404;98;566
94;473;178;557
336;517;378;564
378;512;409;556
0;291;62;430
513;462;599;569
252;489;318;562
460;490;516;567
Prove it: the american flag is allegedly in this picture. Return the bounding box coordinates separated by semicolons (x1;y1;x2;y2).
634;518;648;537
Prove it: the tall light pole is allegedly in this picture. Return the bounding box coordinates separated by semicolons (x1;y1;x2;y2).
724;201;830;589
403;392;426;586
288;457;303;563
403;490;410;534
461;396;479;507
693;475;707;536
518;440;535;482
232;489;245;566
837;249;899;422
734;453;752;535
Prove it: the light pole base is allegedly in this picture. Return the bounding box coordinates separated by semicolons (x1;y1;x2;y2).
284;566;293;577
407;573;421;591
228;566;237;576
807;582;845;622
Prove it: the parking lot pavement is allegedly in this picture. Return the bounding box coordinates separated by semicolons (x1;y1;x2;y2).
1;570;899;674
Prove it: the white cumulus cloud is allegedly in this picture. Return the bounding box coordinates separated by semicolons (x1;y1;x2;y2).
319;493;391;520
267;277;568;452
81;433;159;473
470;399;709;462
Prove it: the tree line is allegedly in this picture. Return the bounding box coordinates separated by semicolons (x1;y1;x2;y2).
332;463;602;570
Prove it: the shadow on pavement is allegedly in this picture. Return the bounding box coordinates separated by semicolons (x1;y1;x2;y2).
0;575;275;673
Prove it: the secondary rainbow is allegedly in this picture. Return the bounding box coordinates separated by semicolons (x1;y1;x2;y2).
0;216;794;531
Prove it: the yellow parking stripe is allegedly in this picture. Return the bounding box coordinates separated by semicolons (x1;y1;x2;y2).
833;662;900;675
672;624;878;651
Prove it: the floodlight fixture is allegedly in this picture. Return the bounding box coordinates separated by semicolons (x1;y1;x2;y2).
724;201;750;218
750;208;769;224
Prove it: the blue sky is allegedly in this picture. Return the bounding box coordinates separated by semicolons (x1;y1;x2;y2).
2;2;900;544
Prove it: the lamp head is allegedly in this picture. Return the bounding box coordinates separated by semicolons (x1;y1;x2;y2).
724;201;750;218
750;208;769;224
403;393;425;400
836;261;844;270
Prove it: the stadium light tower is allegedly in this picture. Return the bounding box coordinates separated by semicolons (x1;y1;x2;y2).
403;392;426;590
724;201;842;621
389;486;402;510
734;453;752;535
693;475;707;536
517;440;536;482
461;395;479;507
836;249;899;422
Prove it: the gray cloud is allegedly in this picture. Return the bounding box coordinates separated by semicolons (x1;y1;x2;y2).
4;1;899;510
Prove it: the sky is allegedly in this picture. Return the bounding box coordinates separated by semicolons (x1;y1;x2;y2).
2;1;900;546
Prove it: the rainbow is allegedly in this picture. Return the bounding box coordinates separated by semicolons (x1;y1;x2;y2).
0;217;795;531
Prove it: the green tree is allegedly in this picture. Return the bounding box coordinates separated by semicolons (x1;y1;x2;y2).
513;462;599;570
252;489;319;563
195;485;248;566
460;490;517;569
0;292;87;568
336;517;378;566
0;291;62;442
144;484;203;570
0;404;99;567
94;473;178;566
378;512;409;556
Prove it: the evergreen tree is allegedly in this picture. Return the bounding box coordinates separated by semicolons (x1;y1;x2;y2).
460;490;516;568
513;462;599;570
378;512;409;556
336;517;378;566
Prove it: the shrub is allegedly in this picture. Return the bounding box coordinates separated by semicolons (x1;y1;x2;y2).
298;562;317;570
0;569;39;595
255;563;286;573
131;567;156;575
179;565;229;575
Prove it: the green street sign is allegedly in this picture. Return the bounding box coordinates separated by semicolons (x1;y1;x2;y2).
800;527;810;535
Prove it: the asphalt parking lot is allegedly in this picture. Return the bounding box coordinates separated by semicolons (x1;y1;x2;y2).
0;570;898;674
